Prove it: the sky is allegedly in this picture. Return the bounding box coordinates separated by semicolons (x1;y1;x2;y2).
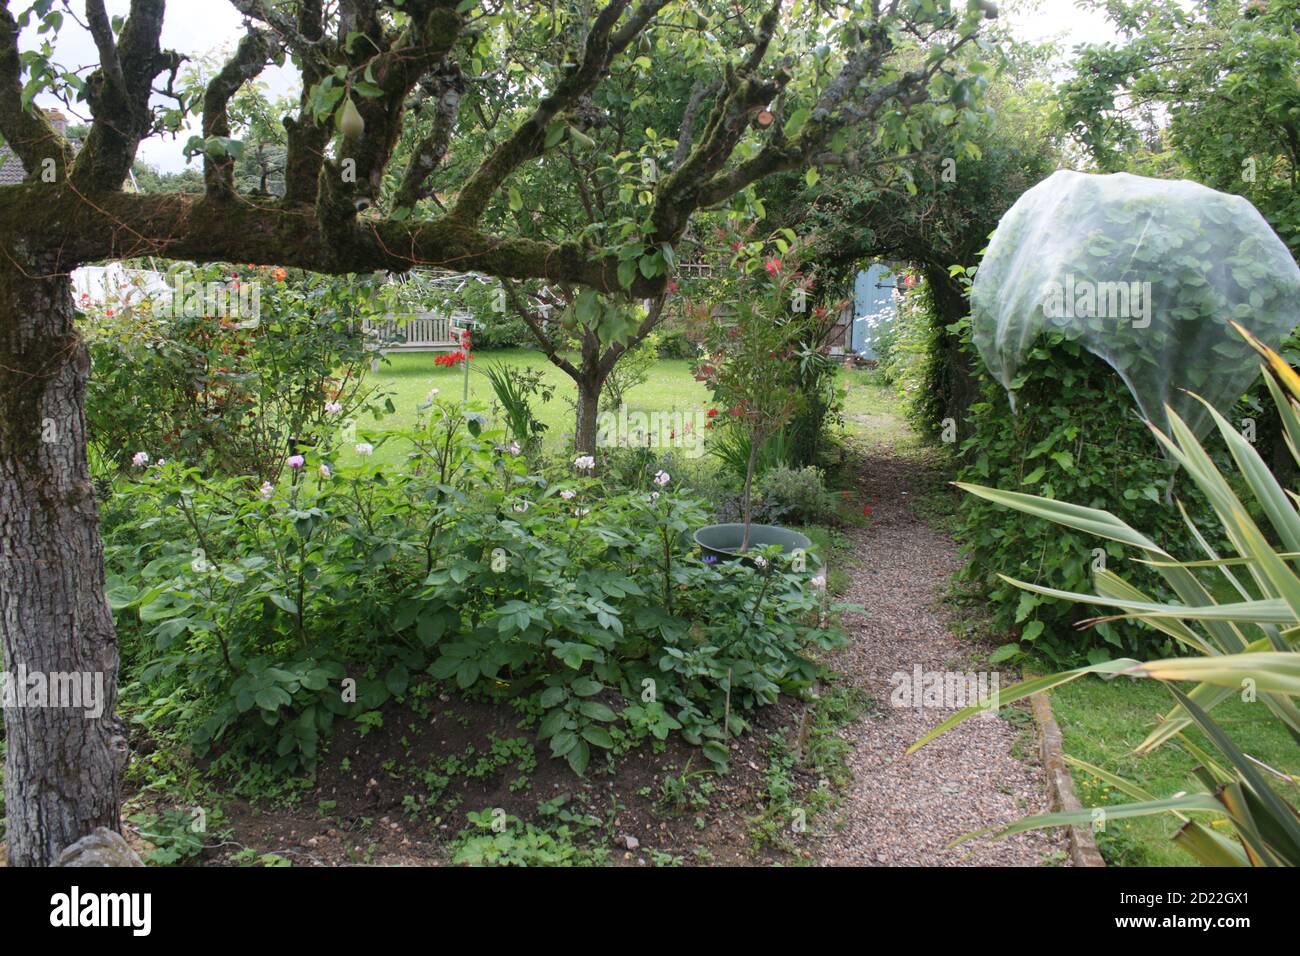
24;0;1120;174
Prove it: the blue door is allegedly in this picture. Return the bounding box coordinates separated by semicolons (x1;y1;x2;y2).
852;264;897;359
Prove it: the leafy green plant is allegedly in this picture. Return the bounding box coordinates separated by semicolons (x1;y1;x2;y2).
708;423;794;485
915;324;1300;866
756;466;841;525
84;263;394;482
951;319;1225;664
128;807;229;866
476;359;553;452
104;395;845;777
450;809;609;866
690;229;812;548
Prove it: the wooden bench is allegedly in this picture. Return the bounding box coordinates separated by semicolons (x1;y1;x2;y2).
364;310;474;370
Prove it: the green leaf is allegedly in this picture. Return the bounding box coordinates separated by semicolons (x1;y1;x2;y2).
550;730;577;757
567;740;591;774
385;665;410;696
579;701;616;721
580;726;614;748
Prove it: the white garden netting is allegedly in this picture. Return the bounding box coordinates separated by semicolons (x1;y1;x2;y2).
971;170;1300;437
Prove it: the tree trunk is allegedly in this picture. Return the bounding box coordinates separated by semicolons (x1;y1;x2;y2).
740;435;760;552
924;265;980;436
573;375;603;456
0;266;125;867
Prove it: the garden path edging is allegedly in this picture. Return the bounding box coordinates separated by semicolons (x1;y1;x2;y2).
1028;687;1105;867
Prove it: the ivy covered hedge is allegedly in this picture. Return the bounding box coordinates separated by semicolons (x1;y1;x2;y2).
948;319;1251;665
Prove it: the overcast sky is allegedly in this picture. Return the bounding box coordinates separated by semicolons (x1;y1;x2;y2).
27;0;1119;174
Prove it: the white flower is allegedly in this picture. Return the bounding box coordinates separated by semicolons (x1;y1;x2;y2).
560;489;576;500
260;481;275;499
131;452;150;467
573;455;595;471
648;491;660;503
355;442;374;456
325;401;343;416
753;555;769;569
155;459;166;467
426;387;440;402
513;501;529;513
575;507;590;517
653;470;670;487
811;574;826;590
319;464;332;479
507;441;521;456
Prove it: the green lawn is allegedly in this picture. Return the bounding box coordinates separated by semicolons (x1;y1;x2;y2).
360;352;905;467
1048;673;1300;866
348;348;712;467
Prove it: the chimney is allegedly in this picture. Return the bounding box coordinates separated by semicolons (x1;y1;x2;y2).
45;108;67;136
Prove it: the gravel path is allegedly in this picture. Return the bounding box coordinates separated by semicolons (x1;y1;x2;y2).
815;423;1068;866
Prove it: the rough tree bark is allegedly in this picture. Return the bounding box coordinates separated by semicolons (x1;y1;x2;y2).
0;264;126;867
573;376;604;455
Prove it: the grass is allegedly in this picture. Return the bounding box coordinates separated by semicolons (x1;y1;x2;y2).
349;348;712;467
1048;672;1300;867
838;366;917;450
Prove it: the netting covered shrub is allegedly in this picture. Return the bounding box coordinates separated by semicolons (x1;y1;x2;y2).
971;170;1300;437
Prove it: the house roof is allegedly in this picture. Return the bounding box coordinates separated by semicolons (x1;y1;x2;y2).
0;146;28;185
0;109;71;185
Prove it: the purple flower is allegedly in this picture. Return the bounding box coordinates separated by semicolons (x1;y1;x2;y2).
287;454;305;469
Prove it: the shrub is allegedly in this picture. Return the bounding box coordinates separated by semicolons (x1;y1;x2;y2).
920;325;1300;866
600;335;659;413
476;360;554;452
85;263;393;483
104;401;847;775
653;326;699;360
756;466;841;525
950;318;1229;665
471;312;535;350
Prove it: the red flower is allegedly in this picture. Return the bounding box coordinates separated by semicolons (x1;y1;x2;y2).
706;408;717;418
435;350;470;368
731;241;743;251
764;257;781;275
667;281;679;294
861;504;873;517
